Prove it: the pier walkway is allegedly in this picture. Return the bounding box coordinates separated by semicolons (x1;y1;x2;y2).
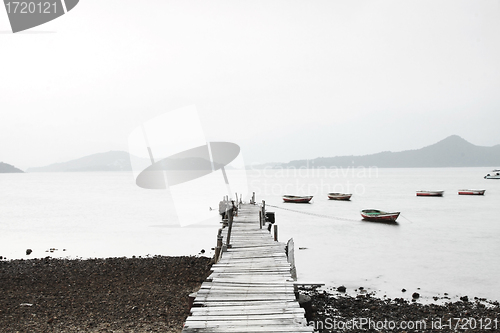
182;203;313;333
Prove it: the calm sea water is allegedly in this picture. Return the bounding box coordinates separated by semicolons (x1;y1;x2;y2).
0;172;222;260
250;167;500;303
1;168;499;303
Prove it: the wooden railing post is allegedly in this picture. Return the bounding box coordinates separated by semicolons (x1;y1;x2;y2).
286;238;297;280
261;200;266;224
232;199;238;217
215;228;223;262
226;208;234;248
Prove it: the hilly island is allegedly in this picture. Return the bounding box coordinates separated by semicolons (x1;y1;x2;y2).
0;162;24;173
3;135;499;173
25;151;150;173
262;135;500;169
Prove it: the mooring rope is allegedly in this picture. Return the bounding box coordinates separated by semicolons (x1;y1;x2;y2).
265;203;360;222
399;214;414;223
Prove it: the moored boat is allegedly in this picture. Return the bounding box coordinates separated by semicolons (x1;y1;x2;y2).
416;190;444;197
484;169;500;179
360;209;400;223
458;189;485;195
327;193;352;200
282;195;313;203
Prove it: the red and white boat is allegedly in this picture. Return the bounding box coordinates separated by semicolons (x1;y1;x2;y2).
328;193;352;201
458;189;485;195
282;195;313;203
416;190;444;197
360;209;400;223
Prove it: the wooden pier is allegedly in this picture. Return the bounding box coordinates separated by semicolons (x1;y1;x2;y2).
182;203;313;333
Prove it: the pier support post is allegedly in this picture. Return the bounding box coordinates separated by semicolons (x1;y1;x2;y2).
261;200;266;225
215;228;223;263
226;208;234;248
286;238;297;280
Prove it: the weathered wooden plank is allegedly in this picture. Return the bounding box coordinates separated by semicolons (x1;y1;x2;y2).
186;313;306;321
212;257;287;262
183;329;312;333
192;302;301;308
190;307;305;315
211;266;291;270
202;281;295;286
212;267;290;276
183;326;313;333
209;273;291;278
195;296;297;301
193;297;298;304
185;318;308;325
198;286;295;295
199;287;295;293
196;290;295;296
212;262;291;267
207;278;292;282
197;294;296;299
184;318;308;327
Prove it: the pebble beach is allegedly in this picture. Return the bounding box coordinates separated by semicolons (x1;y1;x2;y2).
303;287;500;332
0;256;212;333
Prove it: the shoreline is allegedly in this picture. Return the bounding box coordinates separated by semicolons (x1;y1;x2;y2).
2;256;499;332
312;283;500;306
302;287;500;333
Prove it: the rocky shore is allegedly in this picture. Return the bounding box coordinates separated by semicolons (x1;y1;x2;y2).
302;287;500;332
3;256;500;333
0;256;212;333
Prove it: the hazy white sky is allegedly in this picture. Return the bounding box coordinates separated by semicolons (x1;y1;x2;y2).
1;0;500;170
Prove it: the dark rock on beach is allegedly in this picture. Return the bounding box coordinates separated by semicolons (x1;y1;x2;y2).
336;285;346;293
0;256;212;333
301;287;500;332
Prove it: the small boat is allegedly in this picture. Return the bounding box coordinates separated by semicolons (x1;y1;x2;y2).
458;189;485;195
360;209;400;222
282;195;313;203
328;193;352;200
484;169;500;179
416;190;444;197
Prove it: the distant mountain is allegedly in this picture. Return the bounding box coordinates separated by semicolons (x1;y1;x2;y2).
269;135;500;168
24;135;500;172
26;151;150;172
0;162;24;173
